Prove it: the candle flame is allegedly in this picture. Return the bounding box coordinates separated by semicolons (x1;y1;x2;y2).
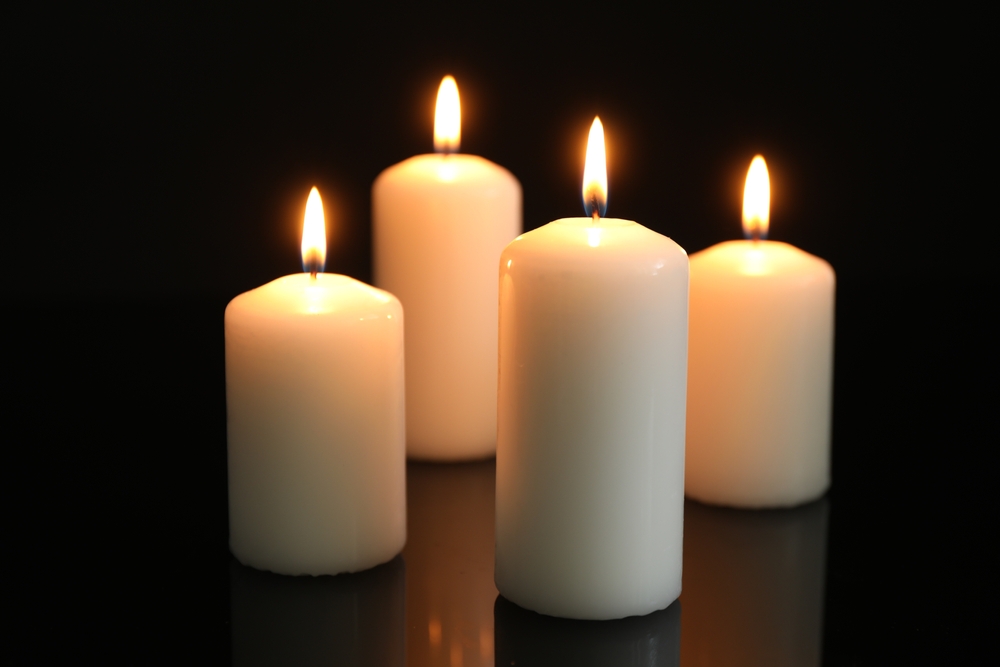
742;155;770;240
301;187;326;275
582;117;607;218
434;75;461;153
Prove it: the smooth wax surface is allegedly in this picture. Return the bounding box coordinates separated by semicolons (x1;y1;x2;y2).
373;154;521;460
495;218;689;620
225;273;406;575
686;241;835;508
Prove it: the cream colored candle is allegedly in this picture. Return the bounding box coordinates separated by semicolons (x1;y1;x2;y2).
686;156;835;508
226;188;406;575
495;119;689;620
373;76;522;461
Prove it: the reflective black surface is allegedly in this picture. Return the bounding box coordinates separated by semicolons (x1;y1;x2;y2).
496;596;681;667
6;280;993;664
403;462;496;666
398;461;828;667
231;557;404;666
682;500;827;666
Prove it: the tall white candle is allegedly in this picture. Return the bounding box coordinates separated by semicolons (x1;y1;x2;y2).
226;188;407;575
373;76;522;461
686;156;835;508
495;119;689;620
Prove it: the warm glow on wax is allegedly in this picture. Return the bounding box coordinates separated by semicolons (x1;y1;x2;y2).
742;155;770;240
582;117;608;218
434;76;461;153
301;187;327;275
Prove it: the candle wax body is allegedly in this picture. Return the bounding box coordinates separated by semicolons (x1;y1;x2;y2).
495;218;689;620
373;154;521;460
225;274;406;575
686;240;835;508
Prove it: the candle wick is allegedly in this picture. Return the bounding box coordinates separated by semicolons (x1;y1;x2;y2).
583;189;605;221
746;221;765;243
304;251;324;278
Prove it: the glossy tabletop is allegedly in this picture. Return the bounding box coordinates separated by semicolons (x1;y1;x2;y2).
7;282;989;665
230;460;828;667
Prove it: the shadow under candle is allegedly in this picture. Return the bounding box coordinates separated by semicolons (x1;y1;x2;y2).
494;595;681;667
229;555;405;667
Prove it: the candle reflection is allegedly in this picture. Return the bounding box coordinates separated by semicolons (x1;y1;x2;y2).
495;596;680;666
680;498;828;667
404;461;497;667
230;556;404;667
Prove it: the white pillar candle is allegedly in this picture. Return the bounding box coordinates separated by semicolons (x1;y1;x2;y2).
686;156;835;508
226;188;407;575
495;119;689;620
373;76;522;461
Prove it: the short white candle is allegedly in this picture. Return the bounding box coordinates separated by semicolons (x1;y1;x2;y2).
495;119;689;620
226;188;407;575
373;76;522;460
686;156;835;508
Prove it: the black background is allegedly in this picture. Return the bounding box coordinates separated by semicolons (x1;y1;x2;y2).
6;3;993;664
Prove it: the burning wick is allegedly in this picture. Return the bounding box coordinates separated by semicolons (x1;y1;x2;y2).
434;76;461;155
742;155;770;243
301;187;327;278
582;116;608;221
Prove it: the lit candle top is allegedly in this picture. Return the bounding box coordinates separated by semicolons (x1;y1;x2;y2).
231;187;396;318
504;117;676;264
692;155;832;282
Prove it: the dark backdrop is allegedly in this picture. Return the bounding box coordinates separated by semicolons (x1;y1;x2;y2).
6;4;992;664
8;4;989;296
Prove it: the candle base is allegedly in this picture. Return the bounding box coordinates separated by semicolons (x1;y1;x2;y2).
685;483;829;510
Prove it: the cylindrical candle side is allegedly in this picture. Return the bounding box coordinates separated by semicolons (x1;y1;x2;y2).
495;218;689;620
685;240;835;508
373;154;521;461
225;273;407;575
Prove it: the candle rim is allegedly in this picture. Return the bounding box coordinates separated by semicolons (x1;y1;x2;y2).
227;273;400;318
